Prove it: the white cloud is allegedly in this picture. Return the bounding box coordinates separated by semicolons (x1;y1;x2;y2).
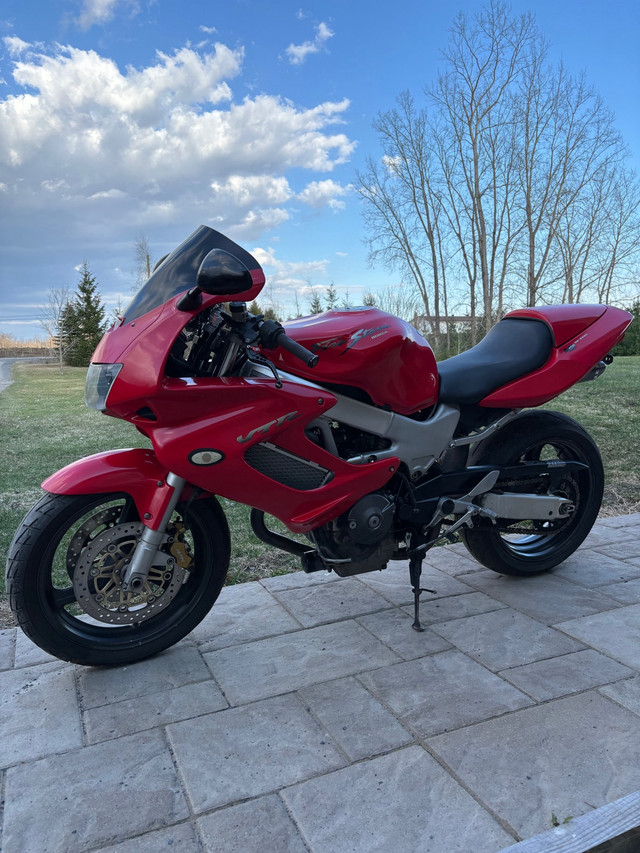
298;179;351;210
250;246;331;316
3;36;31;57
0;38;356;271
286;21;334;65
252;246;329;289
77;0;139;30
211;175;293;207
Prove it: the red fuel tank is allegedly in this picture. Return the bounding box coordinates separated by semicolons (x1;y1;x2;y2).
275;308;439;416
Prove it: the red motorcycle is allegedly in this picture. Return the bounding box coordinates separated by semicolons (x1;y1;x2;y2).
6;226;633;665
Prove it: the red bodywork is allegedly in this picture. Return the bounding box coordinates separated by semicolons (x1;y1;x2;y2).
481;305;631;407
42;239;632;535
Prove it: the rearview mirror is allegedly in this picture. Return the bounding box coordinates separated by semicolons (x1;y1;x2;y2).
196;249;253;295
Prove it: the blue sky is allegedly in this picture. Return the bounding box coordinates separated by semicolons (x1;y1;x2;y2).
1;0;639;339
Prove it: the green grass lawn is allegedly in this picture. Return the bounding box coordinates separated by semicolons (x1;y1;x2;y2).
1;357;638;602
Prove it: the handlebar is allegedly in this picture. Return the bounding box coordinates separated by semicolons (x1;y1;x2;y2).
276;332;319;368
258;320;318;368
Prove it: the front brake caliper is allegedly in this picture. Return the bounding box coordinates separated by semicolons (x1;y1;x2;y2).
168;518;194;571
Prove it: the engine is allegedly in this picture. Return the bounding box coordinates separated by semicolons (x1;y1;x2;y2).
307;490;398;577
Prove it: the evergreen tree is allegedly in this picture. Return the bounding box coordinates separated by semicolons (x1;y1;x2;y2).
263;306;279;321
308;291;324;314
248;300;262;316
66;262;106;367
325;283;339;310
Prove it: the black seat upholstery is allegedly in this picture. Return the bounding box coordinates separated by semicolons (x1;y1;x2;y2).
437;317;553;405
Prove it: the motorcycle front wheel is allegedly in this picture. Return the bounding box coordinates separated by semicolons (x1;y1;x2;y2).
460;411;604;576
5;491;230;666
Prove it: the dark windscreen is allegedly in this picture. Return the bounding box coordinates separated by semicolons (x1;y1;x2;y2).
123;226;263;323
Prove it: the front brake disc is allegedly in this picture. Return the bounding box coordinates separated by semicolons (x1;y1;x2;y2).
72;522;185;624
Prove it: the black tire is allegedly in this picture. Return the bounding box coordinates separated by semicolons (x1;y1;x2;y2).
5;492;230;666
460;411;604;576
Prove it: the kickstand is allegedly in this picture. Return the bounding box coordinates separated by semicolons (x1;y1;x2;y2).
408;552;436;633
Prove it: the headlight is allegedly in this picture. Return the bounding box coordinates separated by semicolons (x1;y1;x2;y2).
85;363;123;411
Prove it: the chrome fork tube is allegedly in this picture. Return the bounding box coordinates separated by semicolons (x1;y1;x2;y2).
121;472;187;592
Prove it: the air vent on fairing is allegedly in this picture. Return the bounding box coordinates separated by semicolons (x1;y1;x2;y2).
244;442;333;490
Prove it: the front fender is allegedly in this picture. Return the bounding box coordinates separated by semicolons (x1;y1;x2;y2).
42;448;176;529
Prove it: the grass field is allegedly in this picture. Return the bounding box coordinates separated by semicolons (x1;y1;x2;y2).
1;357;638;605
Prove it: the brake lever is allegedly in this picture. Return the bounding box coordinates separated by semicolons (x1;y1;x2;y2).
245;349;283;389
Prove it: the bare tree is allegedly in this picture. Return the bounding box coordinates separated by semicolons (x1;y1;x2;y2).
39;287;74;373
593;169;640;303
357;0;640;332
374;282;420;323
517;60;627;305
134;234;154;292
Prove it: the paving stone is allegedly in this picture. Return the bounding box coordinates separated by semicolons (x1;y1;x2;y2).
600;675;640;716
298;676;414;761
0;628;15;670
190;581;302;650
167;694;345;813
355;561;473;606
271;578;392;627
350;561;417;606
77;642;211;709
499;649;635;701
427;691;640;840
497;790;640;853
204;620;400;705
422;542;483;575
359;650;532;737
14;629;60;668
0;661;82;767
593;540;640;560
407;590;508;625
198;795;308;853
598;577;640;604
3;729;189;853
556;603;640;669
431;608;583;671
356;607;452;660
282;745;514;852
462;570;621;624
553;551;640;587
596;513;640;528
579;524;637;548
84;679;228;744
93;822;201;852
260;570;340;591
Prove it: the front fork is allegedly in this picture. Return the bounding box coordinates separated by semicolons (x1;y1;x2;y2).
121;471;186;592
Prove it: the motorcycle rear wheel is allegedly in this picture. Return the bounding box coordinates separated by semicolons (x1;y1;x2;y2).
460;411;604;576
5;491;230;666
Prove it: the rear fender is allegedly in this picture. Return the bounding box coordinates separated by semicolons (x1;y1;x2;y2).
41;448;190;529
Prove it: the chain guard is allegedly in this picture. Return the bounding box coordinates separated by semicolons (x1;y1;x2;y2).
488;473;580;535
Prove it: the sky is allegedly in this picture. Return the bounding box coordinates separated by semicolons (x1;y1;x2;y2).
1;0;639;340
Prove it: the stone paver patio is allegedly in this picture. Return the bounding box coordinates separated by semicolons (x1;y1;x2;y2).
2;512;640;852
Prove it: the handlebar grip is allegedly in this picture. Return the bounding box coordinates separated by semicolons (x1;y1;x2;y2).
277;332;319;368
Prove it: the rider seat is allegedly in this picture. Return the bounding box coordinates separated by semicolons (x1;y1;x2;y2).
437;317;553;405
